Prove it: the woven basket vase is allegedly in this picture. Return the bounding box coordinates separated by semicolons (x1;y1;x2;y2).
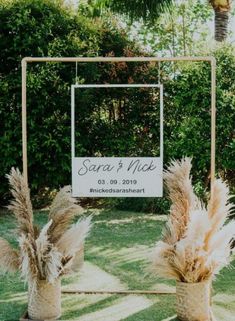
176;280;213;321
28;279;61;320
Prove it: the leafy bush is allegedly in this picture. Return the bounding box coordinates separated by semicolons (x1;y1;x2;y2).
0;0;143;204
164;46;235;187
1;0;234;213
104;46;235;212
105;197;170;213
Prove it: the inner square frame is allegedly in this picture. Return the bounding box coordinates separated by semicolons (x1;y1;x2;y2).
71;83;164;197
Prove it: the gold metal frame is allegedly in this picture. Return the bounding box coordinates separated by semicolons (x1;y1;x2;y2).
21;56;216;295
21;56;216;189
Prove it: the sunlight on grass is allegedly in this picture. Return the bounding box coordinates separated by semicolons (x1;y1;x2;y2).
62;293;112;314
96;214;167;225
214;293;235;305
150;283;176;293
0;291;27;303
0;209;235;320
62;261;126;291
161;316;177;321
74;295;154;321
213;305;235;321
88;244;152;264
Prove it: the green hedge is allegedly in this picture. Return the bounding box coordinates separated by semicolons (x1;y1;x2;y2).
165;47;235;187
1;0;235;211
0;0;146;203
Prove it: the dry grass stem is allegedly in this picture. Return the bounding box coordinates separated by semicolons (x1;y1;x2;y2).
0;238;20;273
6;168;34;237
56;216;92;258
19;234;39;283
48;186;83;243
163;158;201;244
1;169;91;287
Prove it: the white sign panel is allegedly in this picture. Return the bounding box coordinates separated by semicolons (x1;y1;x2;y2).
72;157;163;197
71;84;164;197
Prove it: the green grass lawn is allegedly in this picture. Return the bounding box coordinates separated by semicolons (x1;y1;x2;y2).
0;208;235;321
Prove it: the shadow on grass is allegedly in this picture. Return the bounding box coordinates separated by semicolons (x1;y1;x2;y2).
62;294;119;320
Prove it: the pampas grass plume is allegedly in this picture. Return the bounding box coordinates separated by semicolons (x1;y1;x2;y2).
0;238;20;273
56;216;92;258
152;158;235;283
1;168;92;287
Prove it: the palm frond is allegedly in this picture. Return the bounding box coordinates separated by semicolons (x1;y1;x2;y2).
102;0;173;22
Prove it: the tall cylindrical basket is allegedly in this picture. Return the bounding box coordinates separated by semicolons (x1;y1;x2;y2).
176;280;213;321
28;279;61;320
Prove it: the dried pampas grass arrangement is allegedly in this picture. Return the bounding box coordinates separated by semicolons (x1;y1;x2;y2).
0;238;20;273
152;158;235;321
0;168;92;320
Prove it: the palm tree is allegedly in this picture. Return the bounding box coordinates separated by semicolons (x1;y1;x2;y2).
110;0;173;22
88;0;232;42
209;0;232;42
88;0;173;21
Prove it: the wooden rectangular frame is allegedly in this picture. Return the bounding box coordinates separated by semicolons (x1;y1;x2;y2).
21;56;216;295
22;56;216;194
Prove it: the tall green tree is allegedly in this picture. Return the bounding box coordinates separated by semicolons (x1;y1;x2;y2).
88;0;233;43
0;0;143;204
133;1;212;56
83;0;173;20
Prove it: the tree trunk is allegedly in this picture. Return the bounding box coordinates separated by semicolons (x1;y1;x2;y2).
214;9;229;42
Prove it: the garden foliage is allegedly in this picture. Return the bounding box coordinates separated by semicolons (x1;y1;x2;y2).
0;0;235;212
